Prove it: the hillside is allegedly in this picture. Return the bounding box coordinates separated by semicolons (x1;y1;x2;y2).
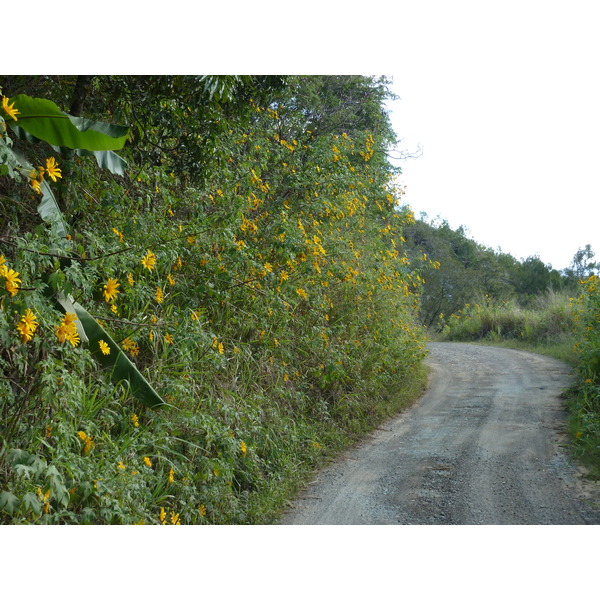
0;76;429;524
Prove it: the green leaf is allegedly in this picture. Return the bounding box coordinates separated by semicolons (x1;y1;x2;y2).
0;491;19;515
74;148;128;176
8;94;128;151
10;126;127;176
22;492;41;515
37;179;68;238
66;301;165;408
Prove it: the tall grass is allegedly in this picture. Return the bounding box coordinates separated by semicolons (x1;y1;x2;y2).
436;291;578;363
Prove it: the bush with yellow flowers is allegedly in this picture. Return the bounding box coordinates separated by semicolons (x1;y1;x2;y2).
566;274;600;477
0;76;428;523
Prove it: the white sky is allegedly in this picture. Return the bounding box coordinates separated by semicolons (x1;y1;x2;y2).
383;2;600;271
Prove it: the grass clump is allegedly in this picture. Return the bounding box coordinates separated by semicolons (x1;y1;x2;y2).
436;292;578;362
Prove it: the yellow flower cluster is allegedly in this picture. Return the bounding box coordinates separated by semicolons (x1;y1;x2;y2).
122;337;139;357
37;487;51;514
56;313;80;347
16;308;37;343
0;255;21;296
28;157;62;194
77;431;94;455
159;507;181;525
360;134;375;162
212;337;224;354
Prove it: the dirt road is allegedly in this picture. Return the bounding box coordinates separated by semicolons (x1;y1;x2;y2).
279;342;600;524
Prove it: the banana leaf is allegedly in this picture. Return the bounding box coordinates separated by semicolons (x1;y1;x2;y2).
56;295;165;409
10;124;128;176
8;94;128;151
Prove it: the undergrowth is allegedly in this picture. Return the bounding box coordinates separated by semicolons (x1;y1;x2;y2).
0;77;430;524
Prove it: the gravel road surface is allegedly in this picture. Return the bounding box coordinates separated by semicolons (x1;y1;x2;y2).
279;342;600;524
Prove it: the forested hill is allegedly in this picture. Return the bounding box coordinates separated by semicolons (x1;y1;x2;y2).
402;215;597;328
0;75;429;524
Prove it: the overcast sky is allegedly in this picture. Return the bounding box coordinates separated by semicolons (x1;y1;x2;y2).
382;2;600;271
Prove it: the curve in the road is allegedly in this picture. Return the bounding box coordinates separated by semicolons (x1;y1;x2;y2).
279;342;600;525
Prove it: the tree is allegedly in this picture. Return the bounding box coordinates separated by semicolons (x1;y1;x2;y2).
565;244;598;280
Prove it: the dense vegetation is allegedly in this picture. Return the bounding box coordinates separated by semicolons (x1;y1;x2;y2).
0;75;430;524
404;216;600;477
1;76;598;525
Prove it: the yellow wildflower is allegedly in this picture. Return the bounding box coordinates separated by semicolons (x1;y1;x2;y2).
30;176;42;194
170;511;181;525
117;461;126;470
168;468;175;483
127;272;134;286
198;504;207;517
83;437;94;455
131;413;139;428
141;249;157;271
2;96;19;121
159;507;167;524
240;441;247;457
122;337;139;357
112;228;124;243
45;157;62;182
2;267;21;297
37;487;51;514
143;456;152;468
167;273;176;286
296;288;308;300
98;339;110;355
164;333;174;345
78;431;94;455
155;286;164;304
55;313;80;347
16;308;37;343
103;277;120;303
